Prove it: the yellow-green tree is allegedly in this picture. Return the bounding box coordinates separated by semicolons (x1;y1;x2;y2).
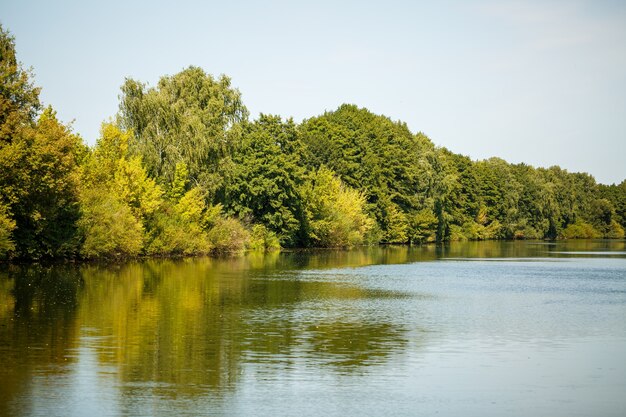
303;167;374;248
0;107;84;258
0;26;85;258
145;187;213;256
0;203;15;257
78;124;154;258
78;189;144;258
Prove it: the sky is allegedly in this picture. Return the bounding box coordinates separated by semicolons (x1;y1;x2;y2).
1;0;625;184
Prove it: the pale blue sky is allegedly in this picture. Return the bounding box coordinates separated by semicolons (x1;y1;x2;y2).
2;0;625;184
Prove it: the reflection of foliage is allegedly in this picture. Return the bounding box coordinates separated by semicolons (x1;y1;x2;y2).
0;250;430;406
241;315;410;374
0;265;82;415
10;265;82;317
75;254;415;391
78;259;249;392
305;322;407;369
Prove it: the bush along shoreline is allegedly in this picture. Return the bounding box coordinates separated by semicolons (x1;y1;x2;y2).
1;25;625;262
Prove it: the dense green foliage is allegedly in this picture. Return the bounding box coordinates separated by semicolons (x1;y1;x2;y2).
299;104;433;243
118;66;247;195
1;25;625;260
303;167;375;247
224;115;307;246
1;27;85;259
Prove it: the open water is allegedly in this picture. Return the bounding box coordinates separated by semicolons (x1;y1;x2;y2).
1;240;625;416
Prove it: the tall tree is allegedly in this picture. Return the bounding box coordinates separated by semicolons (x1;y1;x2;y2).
299;104;433;239
0;25;40;142
224;115;307;246
13;108;84;257
599;180;626;230
1;26;84;258
0;24;40;258
118;67;248;196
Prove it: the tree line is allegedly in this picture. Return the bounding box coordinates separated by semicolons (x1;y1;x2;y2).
1;26;624;260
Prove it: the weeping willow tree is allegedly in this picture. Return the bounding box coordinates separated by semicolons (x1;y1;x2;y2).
118;66;248;197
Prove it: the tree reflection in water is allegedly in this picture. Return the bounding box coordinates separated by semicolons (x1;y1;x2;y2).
0;248;420;411
1;241;624;416
0;265;82;415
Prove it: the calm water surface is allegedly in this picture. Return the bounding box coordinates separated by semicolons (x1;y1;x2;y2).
1;240;625;416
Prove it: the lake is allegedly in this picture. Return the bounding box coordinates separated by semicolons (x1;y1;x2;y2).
1;240;625;417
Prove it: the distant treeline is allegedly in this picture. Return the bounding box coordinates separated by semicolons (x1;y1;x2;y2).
1;25;624;260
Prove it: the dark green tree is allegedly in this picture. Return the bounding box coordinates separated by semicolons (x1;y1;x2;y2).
599;180;626;230
224;115;307;246
299;104;433;240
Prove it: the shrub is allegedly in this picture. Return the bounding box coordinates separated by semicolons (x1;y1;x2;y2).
78;188;144;258
561;220;600;239
248;224;281;251
207;217;250;253
144;208;211;256
0;204;16;257
304;167;374;248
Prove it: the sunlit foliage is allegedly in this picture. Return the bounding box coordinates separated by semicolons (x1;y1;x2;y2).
303;167;374;248
78;188;144;258
118;66;247;196
1;24;626;261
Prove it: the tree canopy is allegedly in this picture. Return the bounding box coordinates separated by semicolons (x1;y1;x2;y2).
1;24;624;260
118;66;247;196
